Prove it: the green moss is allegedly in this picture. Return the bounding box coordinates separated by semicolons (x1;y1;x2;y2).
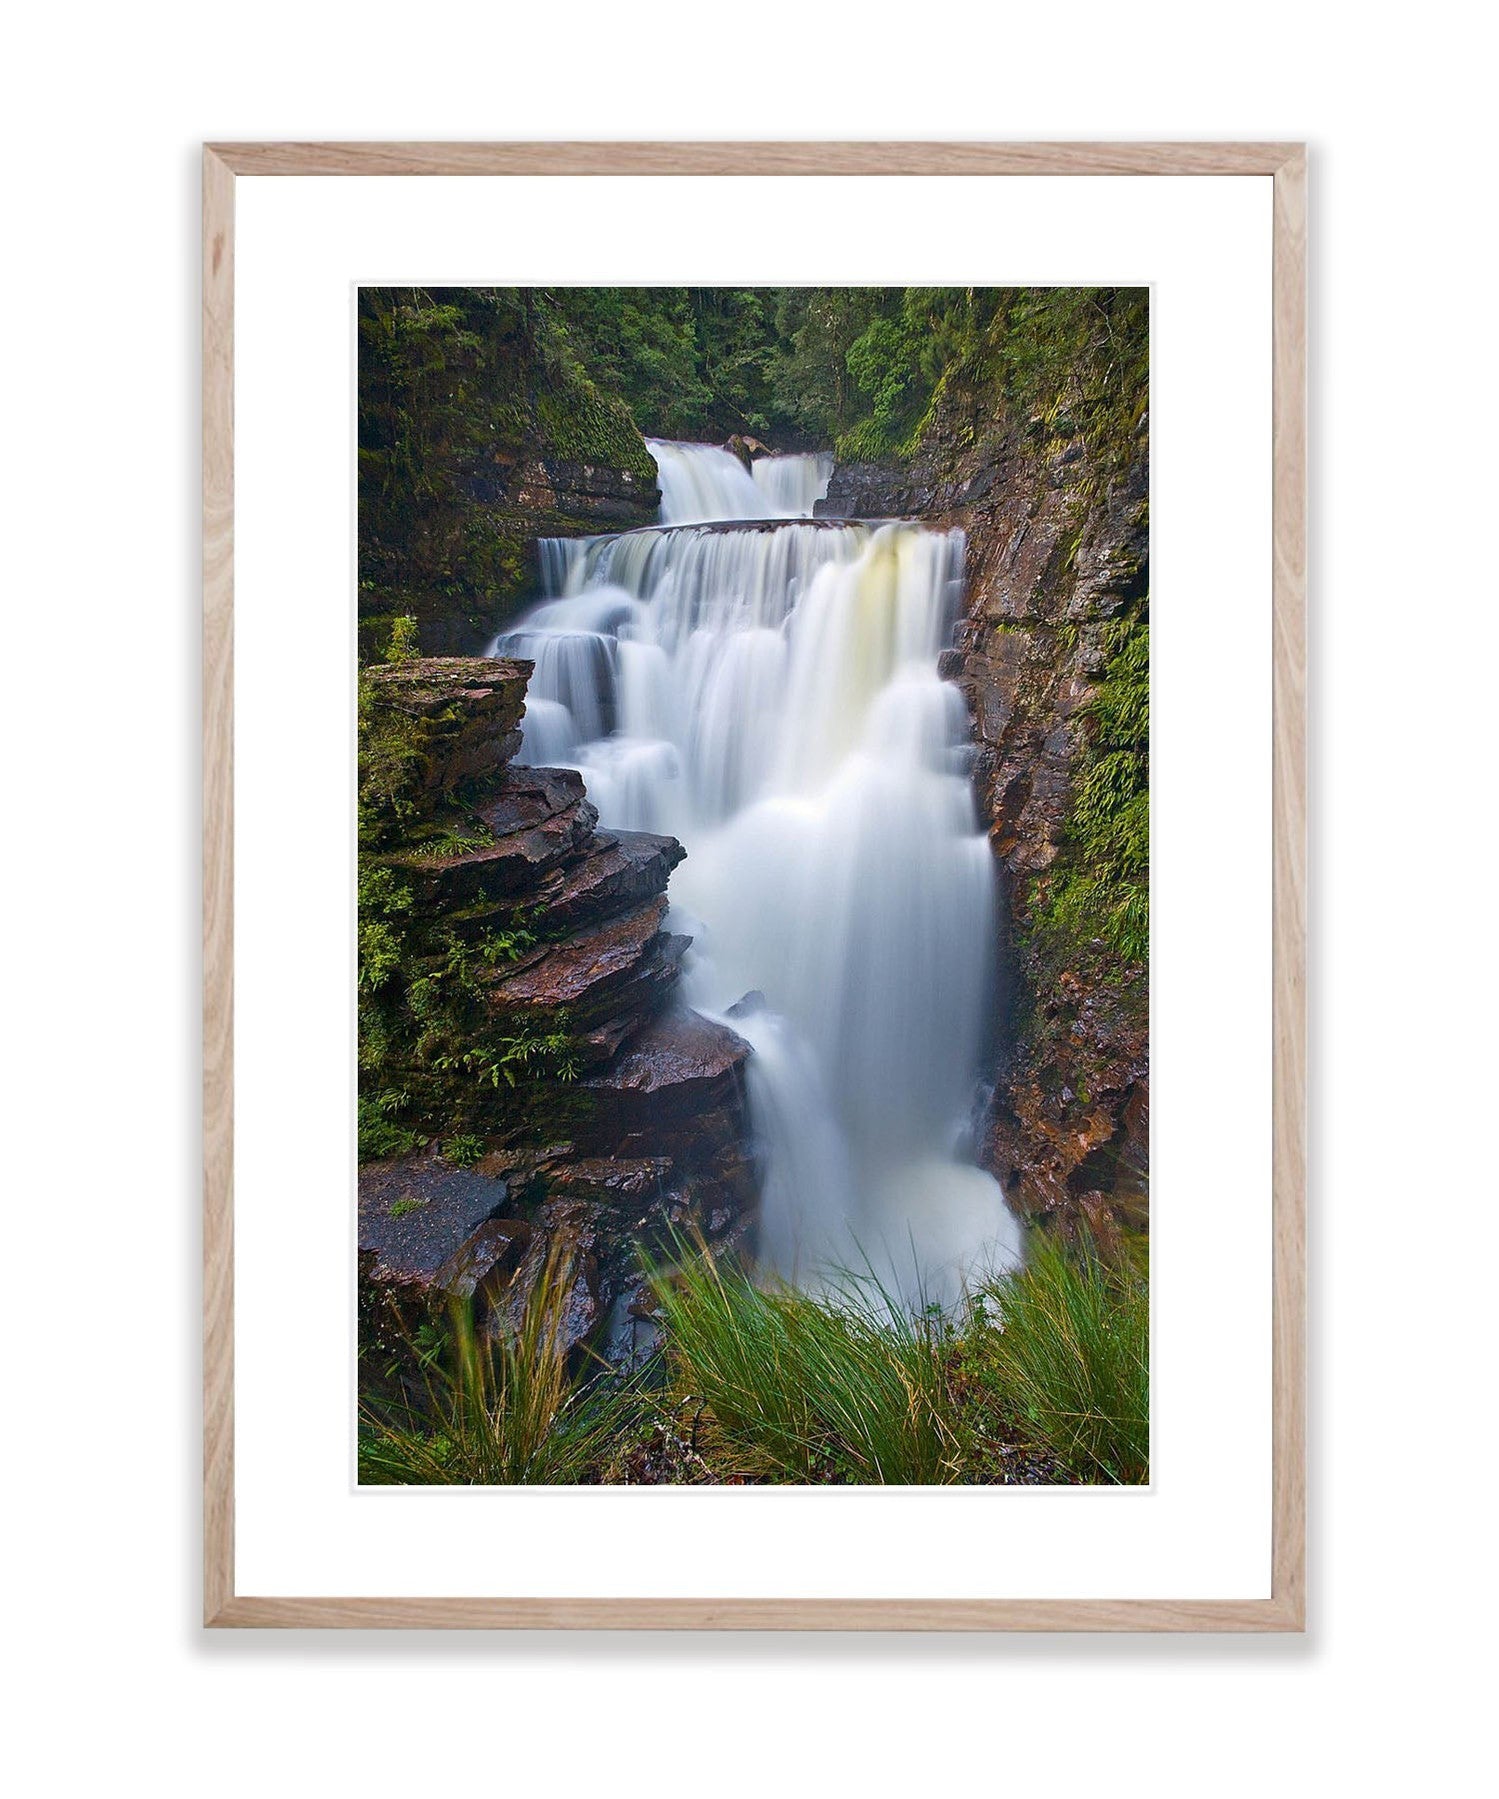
356;677;431;847
1023;603;1150;993
535;384;657;478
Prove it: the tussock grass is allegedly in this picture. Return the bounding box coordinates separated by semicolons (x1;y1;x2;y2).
966;1231;1149;1484
650;1250;964;1485
358;1248;634;1486
358;1226;1149;1486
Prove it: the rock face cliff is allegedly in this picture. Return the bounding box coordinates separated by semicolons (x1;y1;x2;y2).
825;394;1149;1236
357;658;755;1357
358;291;661;658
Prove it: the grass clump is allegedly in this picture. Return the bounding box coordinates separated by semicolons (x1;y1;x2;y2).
964;1231;1148;1484
356;1229;1149;1487
651;1251;964;1484
359;1247;635;1486
648;1229;1148;1487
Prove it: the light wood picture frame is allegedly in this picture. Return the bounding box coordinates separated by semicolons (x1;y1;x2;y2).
203;140;1306;1631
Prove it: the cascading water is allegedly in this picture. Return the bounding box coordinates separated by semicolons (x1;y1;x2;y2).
751;448;833;519
489;441;1020;1305
649;439;833;524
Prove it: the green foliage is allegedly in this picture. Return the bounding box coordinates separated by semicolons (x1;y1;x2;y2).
1029;607;1150;967
357;865;414;994
357;1226;1148;1485
554;288;797;441
356;676;428;847
388;1196;429;1219
647;1232;1148;1486
411;825;496;862
356;671;587;1160
474;920;540;964
959;288;1149;480
357;287;658;650
441;1134;486;1169
650;1250;964;1484
433;1016;581;1090
383;614;420;663
963;1232;1149;1484
553;285;1147;468
359;1248;638;1485
358;1089;425;1162
358;917;405;994
552;288;712;437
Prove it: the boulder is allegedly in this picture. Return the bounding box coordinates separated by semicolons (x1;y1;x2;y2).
432;1216;533;1306
548;1156;674;1205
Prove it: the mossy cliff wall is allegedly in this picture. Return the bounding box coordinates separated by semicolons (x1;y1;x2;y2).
358;291;660;659
357;658;755;1354
824;322;1149;1233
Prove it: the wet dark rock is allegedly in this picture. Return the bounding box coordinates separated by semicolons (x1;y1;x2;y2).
360;656;760;1360
401;767;598;909
433;1216;534;1305
488;1201;602;1354
584;1007;752;1144
358;1161;536;1340
548;1156;674;1205
482;896;688;1056
503;456;659;531
358;1157;513;1291
537;830;685;931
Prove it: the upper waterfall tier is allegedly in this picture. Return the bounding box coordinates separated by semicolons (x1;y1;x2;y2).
648;439;832;525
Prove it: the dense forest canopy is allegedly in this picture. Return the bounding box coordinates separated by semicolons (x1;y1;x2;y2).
546;285;1146;457
359;284;1148;468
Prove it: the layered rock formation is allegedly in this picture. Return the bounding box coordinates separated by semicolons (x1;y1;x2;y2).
358;657;755;1357
824;402;1149;1235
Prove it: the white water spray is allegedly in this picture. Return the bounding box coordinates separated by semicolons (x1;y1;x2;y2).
489;441;1020;1304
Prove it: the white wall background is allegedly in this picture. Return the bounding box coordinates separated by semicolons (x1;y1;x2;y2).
5;6;1493;1794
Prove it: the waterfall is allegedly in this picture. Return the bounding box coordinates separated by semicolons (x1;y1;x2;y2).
752;449;833;518
488;442;1020;1305
649;439;833;524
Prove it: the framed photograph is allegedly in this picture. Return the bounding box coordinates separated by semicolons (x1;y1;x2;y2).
204;141;1305;1629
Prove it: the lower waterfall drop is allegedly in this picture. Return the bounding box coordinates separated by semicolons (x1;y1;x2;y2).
490;442;1021;1306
